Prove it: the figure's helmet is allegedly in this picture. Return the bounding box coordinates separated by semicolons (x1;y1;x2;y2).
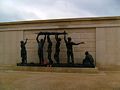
85;51;89;55
68;37;71;42
20;41;24;44
58;38;61;41
41;39;44;42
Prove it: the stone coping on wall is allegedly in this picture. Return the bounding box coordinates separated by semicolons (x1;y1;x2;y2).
0;16;120;25
0;16;120;31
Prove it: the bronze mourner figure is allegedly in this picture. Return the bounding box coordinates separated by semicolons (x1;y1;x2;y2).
83;51;94;66
64;33;84;64
54;34;61;64
20;38;28;64
47;35;53;65
36;33;46;65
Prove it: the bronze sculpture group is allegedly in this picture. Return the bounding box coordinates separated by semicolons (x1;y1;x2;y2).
20;31;95;67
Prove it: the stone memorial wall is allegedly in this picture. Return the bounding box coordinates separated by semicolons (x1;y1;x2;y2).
0;16;120;68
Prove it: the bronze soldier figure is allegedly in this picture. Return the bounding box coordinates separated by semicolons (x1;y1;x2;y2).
54;34;61;64
36;33;46;65
83;51;94;66
64;34;84;64
20;38;28;64
47;35;53;65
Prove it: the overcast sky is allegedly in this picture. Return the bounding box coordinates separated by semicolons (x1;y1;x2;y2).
0;0;120;22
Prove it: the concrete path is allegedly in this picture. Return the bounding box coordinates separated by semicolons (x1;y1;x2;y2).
0;70;120;90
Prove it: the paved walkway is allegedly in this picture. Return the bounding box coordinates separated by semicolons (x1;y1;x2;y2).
0;70;120;90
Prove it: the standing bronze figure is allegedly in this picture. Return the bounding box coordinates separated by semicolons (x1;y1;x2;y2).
64;34;84;64
36;33;46;65
47;35;53;65
20;38;28;64
54;34;61;64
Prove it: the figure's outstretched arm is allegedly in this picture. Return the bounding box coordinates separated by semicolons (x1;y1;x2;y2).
43;35;46;44
64;34;67;43
24;38;28;45
72;42;85;45
36;33;40;43
47;35;50;42
55;34;58;41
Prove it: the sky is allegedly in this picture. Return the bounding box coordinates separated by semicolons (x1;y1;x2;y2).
0;0;120;22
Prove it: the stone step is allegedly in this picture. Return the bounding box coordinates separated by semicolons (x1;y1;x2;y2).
0;66;99;73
